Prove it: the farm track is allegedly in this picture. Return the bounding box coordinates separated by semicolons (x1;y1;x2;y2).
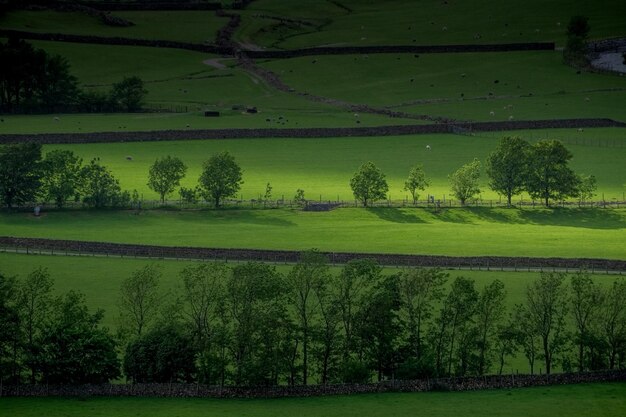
1;118;623;144
1;236;625;273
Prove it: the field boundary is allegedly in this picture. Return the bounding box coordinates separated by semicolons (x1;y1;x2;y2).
1;370;624;398
1;236;625;273
0;118;623;144
0;29;555;57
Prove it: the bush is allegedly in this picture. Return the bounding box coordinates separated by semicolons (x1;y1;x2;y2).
340;360;370;384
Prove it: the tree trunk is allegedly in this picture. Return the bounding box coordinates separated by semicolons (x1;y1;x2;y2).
302;326;308;385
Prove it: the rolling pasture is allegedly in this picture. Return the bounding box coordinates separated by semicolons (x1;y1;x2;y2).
241;0;626;48
1;383;625;417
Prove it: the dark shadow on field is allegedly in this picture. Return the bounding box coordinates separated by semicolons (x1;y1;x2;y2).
366;208;427;223
174;209;296;227
473;207;626;230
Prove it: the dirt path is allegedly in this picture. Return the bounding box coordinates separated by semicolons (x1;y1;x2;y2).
202;58;232;69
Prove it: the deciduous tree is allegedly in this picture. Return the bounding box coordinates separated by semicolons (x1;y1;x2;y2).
403;165;430;205
350;162;388;207
486;137;530;206
0;143;42;209
147;155;187;203
41;150;83;208
449;159;481;205
198;151;243;208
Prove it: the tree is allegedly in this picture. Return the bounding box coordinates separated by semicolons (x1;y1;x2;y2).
525;273;569;375
17;267;53;383
0;273;19;383
350;162;388;207
118;264;163;339
81;158;129;208
286;250;330;385
403;165;430;205
36;55;79;112
486;137;530;206
180;262;228;384
570;272;603;372
600;278;626;369
41;150;83;208
36;291;120;384
336;259;382;360
0;143;42;209
147;156;187;203
198;151;243;208
294;188;306;207
449;159;481;205
110;76;147;112
512;304;538;374
576;174;597;203
564;16;590;66
525;140;580;206
123;325;196;383
474;280;506;375
397;268;447;362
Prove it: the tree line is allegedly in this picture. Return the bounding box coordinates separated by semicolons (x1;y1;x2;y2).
2;255;625;386
0;137;598;210
351;137;596;207
0;38;147;113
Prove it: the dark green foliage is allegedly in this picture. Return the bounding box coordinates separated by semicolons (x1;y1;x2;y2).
147;156;187;203
564;16;590;66
525;140;580;206
80;158;130;208
0;38;79;113
339;359;370;383
36;291;120;384
0;143;42;209
111;76;147;113
0;273;19;383
41;150;83;208
198;151;243;208
350;162;388;207
486;137;530;206
123;325;196;383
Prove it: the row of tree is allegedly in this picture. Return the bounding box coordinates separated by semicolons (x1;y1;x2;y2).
3;255;625;385
351;138;595;207
0;137;598;210
0;38;147;113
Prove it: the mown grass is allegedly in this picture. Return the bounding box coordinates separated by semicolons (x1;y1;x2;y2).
242;0;626;49
261;51;626;122
1;207;625;260
35;132;626;201
1;383;625;417
0;10;229;43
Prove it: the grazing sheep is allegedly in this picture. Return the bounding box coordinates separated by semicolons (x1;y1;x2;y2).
426;145;431;150
126;156;133;161
490;111;495;116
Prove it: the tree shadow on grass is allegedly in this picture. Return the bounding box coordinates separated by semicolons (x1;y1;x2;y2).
366;208;427;224
474;207;626;230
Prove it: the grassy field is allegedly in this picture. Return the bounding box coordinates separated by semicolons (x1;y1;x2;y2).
260;51;626;122
241;0;626;49
1;383;625;417
0;252;552;327
1;207;625;259
0;10;228;43
31;132;626;201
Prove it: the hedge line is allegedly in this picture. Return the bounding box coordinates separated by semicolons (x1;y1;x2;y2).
2;370;625;398
0;119;623;145
2;236;625;272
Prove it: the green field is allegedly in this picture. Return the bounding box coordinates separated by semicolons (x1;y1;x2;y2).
260;51;626;122
1;206;625;259
1;383;625;417
241;0;626;49
0;10;229;43
0;252;576;327
32;132;626;201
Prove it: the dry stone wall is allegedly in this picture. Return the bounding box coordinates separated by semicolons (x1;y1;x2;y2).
1;236;625;272
2;370;624;398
